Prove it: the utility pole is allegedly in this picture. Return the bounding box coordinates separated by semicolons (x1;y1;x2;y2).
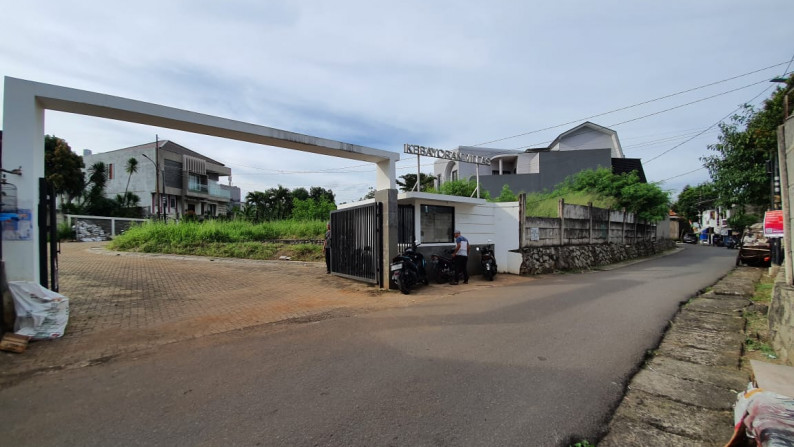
155;135;161;220
143;136;161;221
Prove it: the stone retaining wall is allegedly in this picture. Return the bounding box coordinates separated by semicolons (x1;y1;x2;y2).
519;239;676;275
770;272;794;364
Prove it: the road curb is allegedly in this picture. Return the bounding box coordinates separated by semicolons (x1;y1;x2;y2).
599;267;760;446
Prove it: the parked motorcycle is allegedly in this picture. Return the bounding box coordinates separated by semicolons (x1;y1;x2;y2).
390;242;428;294
477;241;497;281
430;249;457;284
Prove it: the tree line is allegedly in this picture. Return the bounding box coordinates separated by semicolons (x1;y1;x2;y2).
44;135;339;221
673;73;793;232
45;135;142;218
241;186;336;222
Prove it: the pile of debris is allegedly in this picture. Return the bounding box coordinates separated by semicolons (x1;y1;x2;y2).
73;220;109;242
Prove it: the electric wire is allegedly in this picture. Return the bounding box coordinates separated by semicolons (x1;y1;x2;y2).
470;61;791;147
657;167;707;183
644;84;776;164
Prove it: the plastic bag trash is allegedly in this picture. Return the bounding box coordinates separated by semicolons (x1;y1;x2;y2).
726;384;794;447
8;281;69;339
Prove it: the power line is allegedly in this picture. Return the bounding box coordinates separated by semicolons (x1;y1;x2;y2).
644;84;776;164
510;77;784;151
623;129;719;152
657;167;707;183
783;52;794;77
470;61;791;147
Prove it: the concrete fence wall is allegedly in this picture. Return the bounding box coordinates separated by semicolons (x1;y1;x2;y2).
518;197;673;274
520;199;657;248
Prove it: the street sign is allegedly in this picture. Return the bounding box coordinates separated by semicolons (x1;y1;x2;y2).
764;210;784;237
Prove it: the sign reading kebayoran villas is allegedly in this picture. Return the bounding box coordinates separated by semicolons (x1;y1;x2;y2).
404;144;492;165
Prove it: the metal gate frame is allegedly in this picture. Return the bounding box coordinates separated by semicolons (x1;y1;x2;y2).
397;204;415;253
329;202;382;286
37;178;58;292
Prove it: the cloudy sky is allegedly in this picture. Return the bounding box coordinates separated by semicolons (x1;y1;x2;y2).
1;1;793;203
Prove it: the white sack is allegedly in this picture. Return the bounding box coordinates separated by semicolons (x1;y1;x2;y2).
9;281;69;339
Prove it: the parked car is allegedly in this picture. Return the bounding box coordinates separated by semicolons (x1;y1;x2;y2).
736;223;771;267
682;233;698;244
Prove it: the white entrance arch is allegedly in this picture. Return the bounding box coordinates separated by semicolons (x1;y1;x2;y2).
2;77;399;283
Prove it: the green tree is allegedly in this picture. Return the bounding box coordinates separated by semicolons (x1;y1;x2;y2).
359;187;376;200
672;183;717;223
44;135;85;206
309;186;335;204
702;74;793;212
122;157;139;206
269;185;293;220
234;203;256;221
114;192;142;217
292;187;310;201
292;197;337;220
561;168;670;222
701;106;771;211
245;191;269;222
493;184;518;202
82;162;119;216
396;173;435;192
428;179;491;200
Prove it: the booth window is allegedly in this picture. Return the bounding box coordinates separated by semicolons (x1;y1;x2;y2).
421;205;454;243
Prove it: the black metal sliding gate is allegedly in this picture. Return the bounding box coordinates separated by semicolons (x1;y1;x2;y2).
397;204;415;253
330;202;382;286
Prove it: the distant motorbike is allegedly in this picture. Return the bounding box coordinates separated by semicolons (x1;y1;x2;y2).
430;249;457;284
477;242;497;281
390;242;428;294
724;235;739;249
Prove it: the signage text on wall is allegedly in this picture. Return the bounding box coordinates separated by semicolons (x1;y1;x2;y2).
404;144;492;166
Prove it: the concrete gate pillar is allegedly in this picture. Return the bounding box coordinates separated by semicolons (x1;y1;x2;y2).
375;158;398;289
2;78;45;282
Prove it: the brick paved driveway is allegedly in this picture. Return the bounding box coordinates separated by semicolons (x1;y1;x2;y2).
1;242;526;383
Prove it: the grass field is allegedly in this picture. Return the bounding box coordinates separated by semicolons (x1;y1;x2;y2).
108;219;326;261
524;191;616;217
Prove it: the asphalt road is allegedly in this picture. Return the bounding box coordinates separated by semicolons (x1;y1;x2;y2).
0;244;738;447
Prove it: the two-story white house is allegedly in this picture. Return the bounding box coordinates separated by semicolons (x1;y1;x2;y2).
83;140;241;218
433;122;646;196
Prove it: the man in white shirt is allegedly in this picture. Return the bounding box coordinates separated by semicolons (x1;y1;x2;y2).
451;229;469;285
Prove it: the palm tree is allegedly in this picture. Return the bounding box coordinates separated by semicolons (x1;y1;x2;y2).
122;157;138;206
245;191;268;222
397;173;435;192
272;185;292;220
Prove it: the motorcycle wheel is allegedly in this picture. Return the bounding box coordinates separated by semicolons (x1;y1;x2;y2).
484;269;493;281
435;270;447;284
399;274;411;295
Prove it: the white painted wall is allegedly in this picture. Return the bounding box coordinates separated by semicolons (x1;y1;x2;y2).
491;202;522;274
83;148;157;208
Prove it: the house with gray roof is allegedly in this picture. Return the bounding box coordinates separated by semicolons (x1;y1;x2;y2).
433;122;646;196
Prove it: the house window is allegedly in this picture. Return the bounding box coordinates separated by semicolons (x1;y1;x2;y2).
108;163;114;180
420;205;454;243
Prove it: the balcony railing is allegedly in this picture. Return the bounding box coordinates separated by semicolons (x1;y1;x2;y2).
188;179;231;199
